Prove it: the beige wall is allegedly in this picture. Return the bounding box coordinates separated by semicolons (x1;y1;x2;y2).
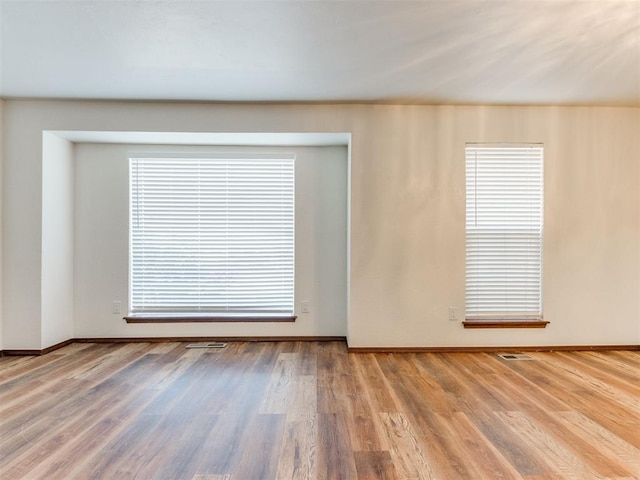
1;100;639;349
347;106;639;347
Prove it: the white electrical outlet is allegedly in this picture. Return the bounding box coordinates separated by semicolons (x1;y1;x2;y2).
301;300;310;314
112;301;122;315
449;307;458;321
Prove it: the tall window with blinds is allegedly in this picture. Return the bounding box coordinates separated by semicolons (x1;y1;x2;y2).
129;154;295;318
465;144;544;323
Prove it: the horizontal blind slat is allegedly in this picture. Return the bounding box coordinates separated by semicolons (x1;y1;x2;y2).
130;156;295;315
465;145;543;319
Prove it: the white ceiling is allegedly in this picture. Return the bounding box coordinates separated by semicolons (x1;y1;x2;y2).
1;0;639;105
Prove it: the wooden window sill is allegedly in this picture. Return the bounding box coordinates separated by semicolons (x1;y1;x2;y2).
124;315;297;323
463;320;549;329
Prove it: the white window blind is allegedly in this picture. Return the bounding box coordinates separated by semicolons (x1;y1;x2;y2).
129;154;294;316
465;144;543;320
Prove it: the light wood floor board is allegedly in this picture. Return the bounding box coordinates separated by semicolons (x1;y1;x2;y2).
0;342;638;479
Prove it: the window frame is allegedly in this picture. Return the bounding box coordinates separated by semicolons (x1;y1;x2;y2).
463;143;547;329
125;152;296;323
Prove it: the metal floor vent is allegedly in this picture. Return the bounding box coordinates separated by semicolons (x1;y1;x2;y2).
497;353;534;361
186;342;227;349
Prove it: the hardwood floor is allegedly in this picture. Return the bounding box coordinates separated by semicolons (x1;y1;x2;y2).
1;341;639;480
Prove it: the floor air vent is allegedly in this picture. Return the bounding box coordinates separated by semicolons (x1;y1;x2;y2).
497;353;534;361
186;342;228;349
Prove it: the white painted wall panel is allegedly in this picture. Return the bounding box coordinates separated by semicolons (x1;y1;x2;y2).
2;101;43;349
41;133;74;348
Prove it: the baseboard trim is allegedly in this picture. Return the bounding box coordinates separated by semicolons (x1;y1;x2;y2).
74;336;347;344
1;349;43;356
42;339;75;354
1;336;346;356
3;338;638;356
1;339;74;357
347;344;640;353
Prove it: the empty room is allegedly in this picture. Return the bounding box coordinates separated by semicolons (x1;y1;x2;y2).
0;1;639;479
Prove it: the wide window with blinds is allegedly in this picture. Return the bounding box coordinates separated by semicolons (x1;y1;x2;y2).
128;154;295;319
465;144;544;325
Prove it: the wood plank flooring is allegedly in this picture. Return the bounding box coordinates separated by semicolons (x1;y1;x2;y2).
0;341;639;480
